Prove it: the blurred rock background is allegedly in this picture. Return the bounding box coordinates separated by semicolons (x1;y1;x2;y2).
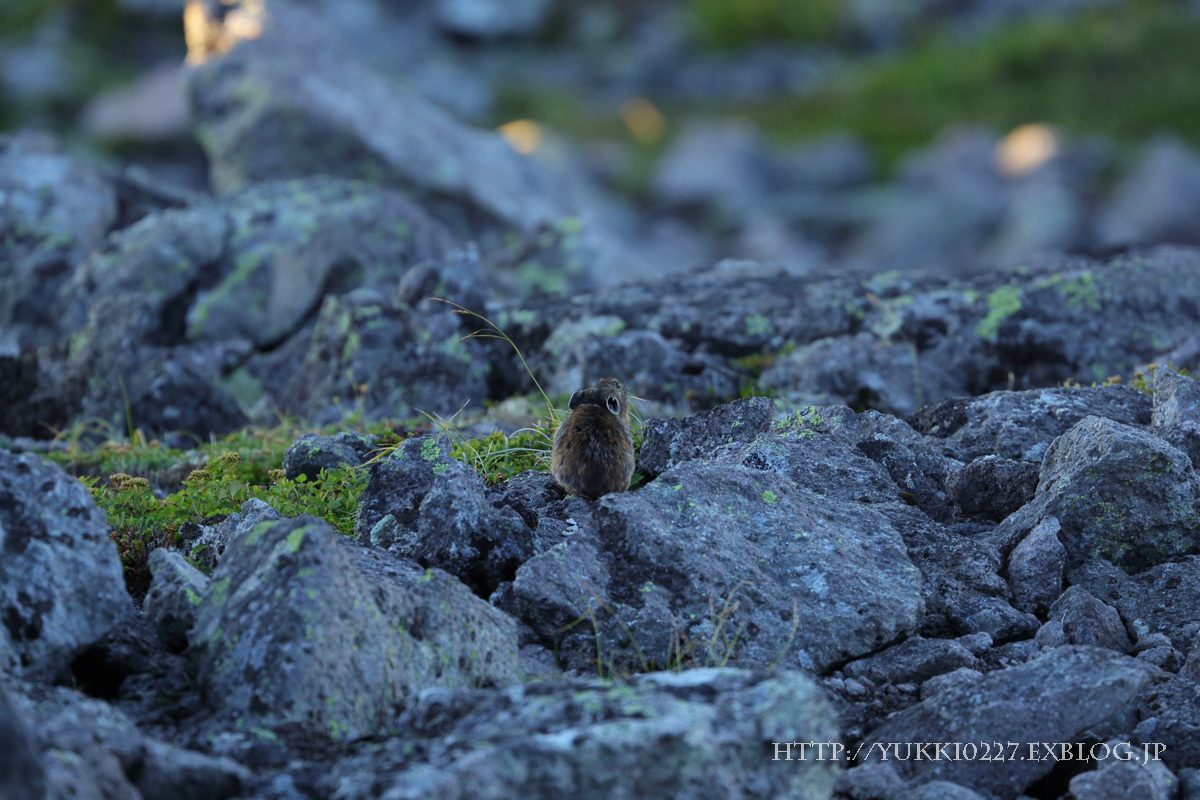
5;0;1200;284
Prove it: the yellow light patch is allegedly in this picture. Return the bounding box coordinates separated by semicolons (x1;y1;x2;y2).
996;123;1058;177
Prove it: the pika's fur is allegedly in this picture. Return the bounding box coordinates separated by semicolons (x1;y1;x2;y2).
551;377;635;500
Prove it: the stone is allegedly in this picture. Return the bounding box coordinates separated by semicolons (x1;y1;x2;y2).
637;397;775;479
499;460;923;674
551;328;739;409
1007;516;1066;615
760;332;965;418
188;1;572;235
282;431;377;481
947;455;1039;521
143;549;210;651
909;386;1152;463
190;513;520;738
407;467;535;596
0;451;129;681
322;669;840;800
844;636;978;686
433;0;555;39
1035;587;1132;653
1098;135;1200;247
1071;556;1200;657
0;132;117;345
0;683;45;800
862;646;1157;798
993;416;1200;572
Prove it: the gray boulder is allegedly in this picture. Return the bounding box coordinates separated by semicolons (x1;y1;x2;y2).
499;460;923;673
550;328;739;409
58;177;453;346
272;288;491;424
355;435;458;544
0;451;129;680
862;646;1157;799
909;385;1152;463
9;680;247;800
406;466;535;596
322;668;840;800
1137;674;1200;770
188;1;571;235
191;512;520;738
1007;515;1066;615
1153;366;1200;470
760;332;965;418
1071;556;1200;656
0;683;45;800
1098;135;1200;247
843;636;978;686
1035;586;1132;653
0;132;117;345
947;455;1039;521
993;416;1200;572
434;0;555;38
143;549;209;651
638;396;776;479
282;431;377;481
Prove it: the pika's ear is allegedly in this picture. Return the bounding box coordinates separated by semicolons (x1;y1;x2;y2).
606;395;620;415
568;390;584;410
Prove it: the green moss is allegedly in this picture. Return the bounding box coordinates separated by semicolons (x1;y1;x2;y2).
762;490;778;504
688;0;844;49
975;286;1023;339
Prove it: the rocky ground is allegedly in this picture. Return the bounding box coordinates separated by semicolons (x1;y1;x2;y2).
6;1;1200;799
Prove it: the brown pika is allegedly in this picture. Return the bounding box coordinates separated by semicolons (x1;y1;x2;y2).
551;377;635;500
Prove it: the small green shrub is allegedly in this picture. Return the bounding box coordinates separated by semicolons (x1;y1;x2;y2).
86;452;366;596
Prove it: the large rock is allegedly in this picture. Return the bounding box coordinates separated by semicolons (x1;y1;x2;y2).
638;396;776;479
1071;556;1200;656
993;416;1200;572
191;509;520;738
402;464;535;596
0;451;129;680
57;177;453;346
550;328;739;409
323;669;840;800
8;680;248;800
1098;135;1200;247
862;646;1157;799
760;332;965;418
0;132;117;345
909;385;1152;463
53;294;250;446
188;0;571;235
498;459;923;673
1153;367;1200;470
0;683;45;800
271;288;491;424
143;548;209;651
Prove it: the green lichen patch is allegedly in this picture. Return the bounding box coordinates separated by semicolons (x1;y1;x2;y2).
975;285;1023;339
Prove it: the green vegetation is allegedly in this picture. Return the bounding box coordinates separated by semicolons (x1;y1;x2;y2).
497;1;1200;180
688;0;844;49
743;0;1200;166
85;452;366;596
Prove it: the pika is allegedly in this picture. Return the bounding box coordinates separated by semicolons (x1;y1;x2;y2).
551;377;635;500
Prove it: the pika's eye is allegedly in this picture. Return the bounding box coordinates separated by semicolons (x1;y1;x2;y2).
606;395;620;415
